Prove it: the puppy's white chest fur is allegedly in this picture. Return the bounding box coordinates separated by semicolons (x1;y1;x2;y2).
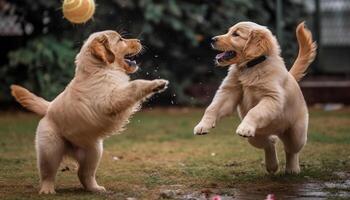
47;70;138;146
236;63;292;134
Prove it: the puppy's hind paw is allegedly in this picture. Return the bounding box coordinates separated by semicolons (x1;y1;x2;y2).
39;183;56;195
87;185;107;193
152;79;169;93
285;166;301;175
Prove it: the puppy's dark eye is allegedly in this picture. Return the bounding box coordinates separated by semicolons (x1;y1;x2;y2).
116;38;124;43
232;32;239;37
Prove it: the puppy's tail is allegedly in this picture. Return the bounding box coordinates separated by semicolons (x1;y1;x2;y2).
10;85;50;117
289;22;317;82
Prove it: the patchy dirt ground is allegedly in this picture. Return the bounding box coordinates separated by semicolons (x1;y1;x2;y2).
0;108;350;199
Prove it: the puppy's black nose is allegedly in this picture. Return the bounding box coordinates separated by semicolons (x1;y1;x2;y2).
211;37;218;44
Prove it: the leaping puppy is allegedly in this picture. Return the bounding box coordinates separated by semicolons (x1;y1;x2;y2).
194;22;316;174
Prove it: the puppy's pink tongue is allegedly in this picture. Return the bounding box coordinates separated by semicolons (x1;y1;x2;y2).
215;52;226;60
125;59;137;67
216;51;236;61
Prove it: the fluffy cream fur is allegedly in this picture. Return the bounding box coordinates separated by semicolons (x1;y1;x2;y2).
194;22;316;174
11;30;168;194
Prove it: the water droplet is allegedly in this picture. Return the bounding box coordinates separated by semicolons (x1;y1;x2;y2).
154;54;159;58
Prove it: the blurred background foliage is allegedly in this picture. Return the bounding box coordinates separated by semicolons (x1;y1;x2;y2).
0;0;308;105
1;37;76;99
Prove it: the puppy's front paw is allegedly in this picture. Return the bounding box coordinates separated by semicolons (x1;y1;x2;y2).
236;122;256;137
152;79;169;93
194;121;215;135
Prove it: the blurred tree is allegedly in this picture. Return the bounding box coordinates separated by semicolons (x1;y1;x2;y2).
0;0;308;105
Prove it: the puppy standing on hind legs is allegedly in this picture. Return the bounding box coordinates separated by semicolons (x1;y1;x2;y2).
194;22;316;174
11;30;168;194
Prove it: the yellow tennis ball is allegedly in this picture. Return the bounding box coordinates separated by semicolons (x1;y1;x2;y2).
62;0;95;24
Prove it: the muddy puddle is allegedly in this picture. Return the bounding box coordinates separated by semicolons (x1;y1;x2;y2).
159;173;350;200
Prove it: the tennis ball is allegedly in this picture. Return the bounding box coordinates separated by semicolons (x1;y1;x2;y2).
62;0;95;24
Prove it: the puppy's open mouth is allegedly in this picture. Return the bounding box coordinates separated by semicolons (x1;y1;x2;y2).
215;51;237;63
124;53;138;68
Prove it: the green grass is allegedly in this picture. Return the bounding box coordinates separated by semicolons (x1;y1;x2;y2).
0;108;350;199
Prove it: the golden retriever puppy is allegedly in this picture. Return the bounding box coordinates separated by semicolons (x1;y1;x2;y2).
194;22;316;174
10;30;169;194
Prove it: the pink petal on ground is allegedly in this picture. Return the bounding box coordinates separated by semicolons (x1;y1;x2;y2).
212;195;221;200
265;194;276;200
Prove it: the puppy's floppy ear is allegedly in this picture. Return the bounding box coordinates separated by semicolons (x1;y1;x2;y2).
243;29;271;59
90;34;115;64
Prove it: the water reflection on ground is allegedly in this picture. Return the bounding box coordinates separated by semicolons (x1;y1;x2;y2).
233;180;350;200
159;175;350;200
